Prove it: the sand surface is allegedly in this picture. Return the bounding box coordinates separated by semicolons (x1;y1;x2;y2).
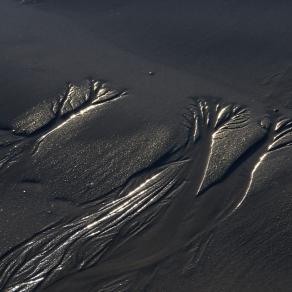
0;1;292;291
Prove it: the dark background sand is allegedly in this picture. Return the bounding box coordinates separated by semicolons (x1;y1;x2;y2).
1;0;292;124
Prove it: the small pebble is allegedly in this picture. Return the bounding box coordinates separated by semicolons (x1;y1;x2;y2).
86;182;95;189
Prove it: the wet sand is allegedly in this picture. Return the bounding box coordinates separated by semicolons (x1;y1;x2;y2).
0;1;292;291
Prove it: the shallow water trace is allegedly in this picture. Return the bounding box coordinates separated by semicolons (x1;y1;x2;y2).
0;79;292;291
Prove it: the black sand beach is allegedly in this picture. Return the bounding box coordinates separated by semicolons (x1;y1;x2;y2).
0;1;292;291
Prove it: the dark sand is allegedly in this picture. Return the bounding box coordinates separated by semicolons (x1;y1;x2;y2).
0;1;292;291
